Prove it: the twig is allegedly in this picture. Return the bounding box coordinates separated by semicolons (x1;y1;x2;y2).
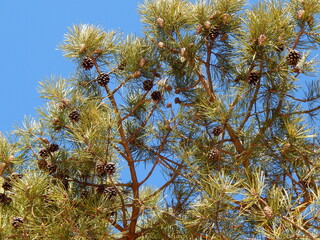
282;216;316;240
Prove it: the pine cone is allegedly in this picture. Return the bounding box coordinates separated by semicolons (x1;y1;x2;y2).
287;50;301;66
81;57;94;70
263;205;274;219
105;163;116;175
208;148;220;161
12;217;24;228
196;24;203;34
174;97;181;104
39;149;49;158
139;58;147;68
48;143;59;153
208;26;220;41
96;163;106;176
133;70;141;78
2;181;12;191
4;196;12;205
143;80;153;91
212;126;223;136
0;193;12;205
58;99;70;110
151;91;162;101
156;17;164;27
104;187;117;199
96;73;110;86
10;172;23;180
247;71;260;85
47;164;57;174
69;110;80;122
0;193;7;203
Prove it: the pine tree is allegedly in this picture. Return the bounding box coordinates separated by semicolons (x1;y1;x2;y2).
1;0;320;239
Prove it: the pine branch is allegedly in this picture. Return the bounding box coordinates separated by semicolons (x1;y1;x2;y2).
282;216;316;240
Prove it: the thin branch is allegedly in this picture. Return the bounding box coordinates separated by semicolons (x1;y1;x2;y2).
282;105;320;116
146;170;180;201
282;216;316;240
237;83;261;132
292;27;305;49
195;70;215;101
112;76;133;95
138;159;159;186
120;94;150;121
127;102;159;143
205;39;214;97
284;93;320;103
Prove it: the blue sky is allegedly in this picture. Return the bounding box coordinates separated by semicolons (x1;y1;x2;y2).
0;0;142;133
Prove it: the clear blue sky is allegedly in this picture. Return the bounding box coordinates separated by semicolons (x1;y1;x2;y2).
0;0;142;133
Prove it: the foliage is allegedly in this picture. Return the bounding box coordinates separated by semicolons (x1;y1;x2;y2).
1;0;320;239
